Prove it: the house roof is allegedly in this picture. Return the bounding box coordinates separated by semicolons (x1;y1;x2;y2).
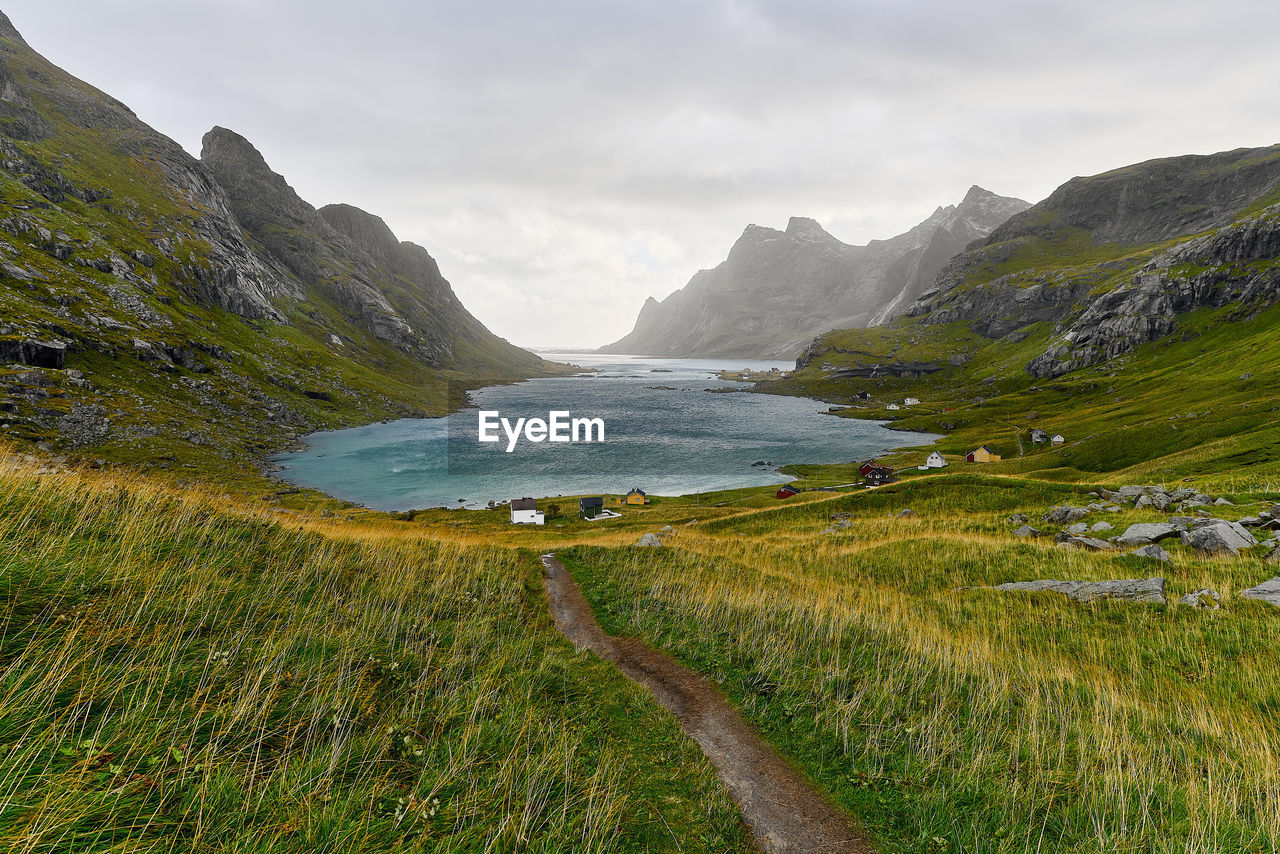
627;488;646;496
977;445;996;453
777;485;799;494
579;496;603;507
510;498;537;511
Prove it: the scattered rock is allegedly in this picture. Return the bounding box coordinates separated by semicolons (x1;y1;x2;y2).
1185;520;1257;556
1008;513;1028;524
1089;521;1114;533
1130;544;1172;562
1240;577;1280;608
1214;497;1234;506
1044;505;1092;524
1066;523;1089;535
1013;525;1043;538
1113;522;1180;547
635;533;664;547
1180;589;1221;609
660;525;676;535
895;508;918;518
992;577;1166;604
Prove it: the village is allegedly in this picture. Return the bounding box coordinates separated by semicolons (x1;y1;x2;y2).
504;411;1071;522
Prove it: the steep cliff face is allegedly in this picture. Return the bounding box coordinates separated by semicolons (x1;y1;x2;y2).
600;187;1028;359
0;14;547;471
901;145;1280;378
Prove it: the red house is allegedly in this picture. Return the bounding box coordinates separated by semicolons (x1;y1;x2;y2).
858;461;880;478
776;485;800;499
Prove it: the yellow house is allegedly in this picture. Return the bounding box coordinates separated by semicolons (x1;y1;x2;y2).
966;445;1002;463
624;488;648;505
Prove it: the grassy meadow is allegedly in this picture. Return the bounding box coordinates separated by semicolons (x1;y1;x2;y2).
550;477;1280;853
0;449;751;853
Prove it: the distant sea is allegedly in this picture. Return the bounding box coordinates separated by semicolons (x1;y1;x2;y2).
273;353;939;511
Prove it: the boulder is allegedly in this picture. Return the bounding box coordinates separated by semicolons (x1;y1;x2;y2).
896;508;918;518
993;577;1166;604
1240;577;1280;608
1013;525;1042;538
1134;495;1155;510
1130;544;1172;562
1113;522;1180;547
1054;533;1113;551
635;533;664;547
1044;505;1092;524
1067;523;1089;535
1089;521;1114;533
660;525;676;535
1186;520;1257;555
1214;497;1235;506
1180;589;1221;609
1008;513;1028;524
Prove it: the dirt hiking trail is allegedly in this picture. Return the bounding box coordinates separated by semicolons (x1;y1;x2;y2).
541;554;874;854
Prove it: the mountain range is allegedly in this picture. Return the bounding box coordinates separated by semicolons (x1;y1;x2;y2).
600;186;1030;359
0;12;553;478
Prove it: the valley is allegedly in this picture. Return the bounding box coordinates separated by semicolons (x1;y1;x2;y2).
1;7;1279;854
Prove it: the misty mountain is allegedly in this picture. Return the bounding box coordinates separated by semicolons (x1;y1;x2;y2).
600;186;1029;359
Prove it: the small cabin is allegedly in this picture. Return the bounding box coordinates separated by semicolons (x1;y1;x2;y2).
625;488;648;505
886;403;900;411
509;498;545;526
904;397;920;406
858;461;880;478
1031;428;1048;443
918;451;947;470
776;484;800;499
579;496;604;519
966;446;1002;463
1051;434;1065;445
864;465;896;487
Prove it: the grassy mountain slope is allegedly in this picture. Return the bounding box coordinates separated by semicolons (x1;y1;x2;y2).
760;145;1280;485
0;14;560;485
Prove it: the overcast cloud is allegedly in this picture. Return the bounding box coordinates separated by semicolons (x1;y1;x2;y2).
7;1;1280;347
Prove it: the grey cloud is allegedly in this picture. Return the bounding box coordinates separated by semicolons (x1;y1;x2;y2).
5;0;1280;346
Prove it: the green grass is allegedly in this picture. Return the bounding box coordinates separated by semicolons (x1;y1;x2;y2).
0;453;752;852
555;477;1280;853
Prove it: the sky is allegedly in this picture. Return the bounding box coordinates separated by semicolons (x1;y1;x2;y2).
6;1;1280;348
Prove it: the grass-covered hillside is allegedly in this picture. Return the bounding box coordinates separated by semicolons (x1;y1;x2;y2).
0;14;562;485
755;147;1280;486
0;448;752;853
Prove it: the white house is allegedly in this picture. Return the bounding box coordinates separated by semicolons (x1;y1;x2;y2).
904;397;920;406
917;451;947;471
1051;434;1066;445
509;497;545;525
886;403;900;411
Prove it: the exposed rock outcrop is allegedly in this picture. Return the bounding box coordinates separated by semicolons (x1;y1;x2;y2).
992;577;1166;605
902;145;1280;379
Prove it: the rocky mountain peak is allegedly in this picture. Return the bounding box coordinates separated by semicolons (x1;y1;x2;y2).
961;185;998;205
318;203;401;261
201;127;280;185
0;12;27;44
785;216;837;243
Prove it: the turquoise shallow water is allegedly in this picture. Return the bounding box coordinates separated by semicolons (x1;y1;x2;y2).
273;353;939;511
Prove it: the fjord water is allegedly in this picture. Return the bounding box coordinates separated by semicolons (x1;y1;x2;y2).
274;354;938;511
